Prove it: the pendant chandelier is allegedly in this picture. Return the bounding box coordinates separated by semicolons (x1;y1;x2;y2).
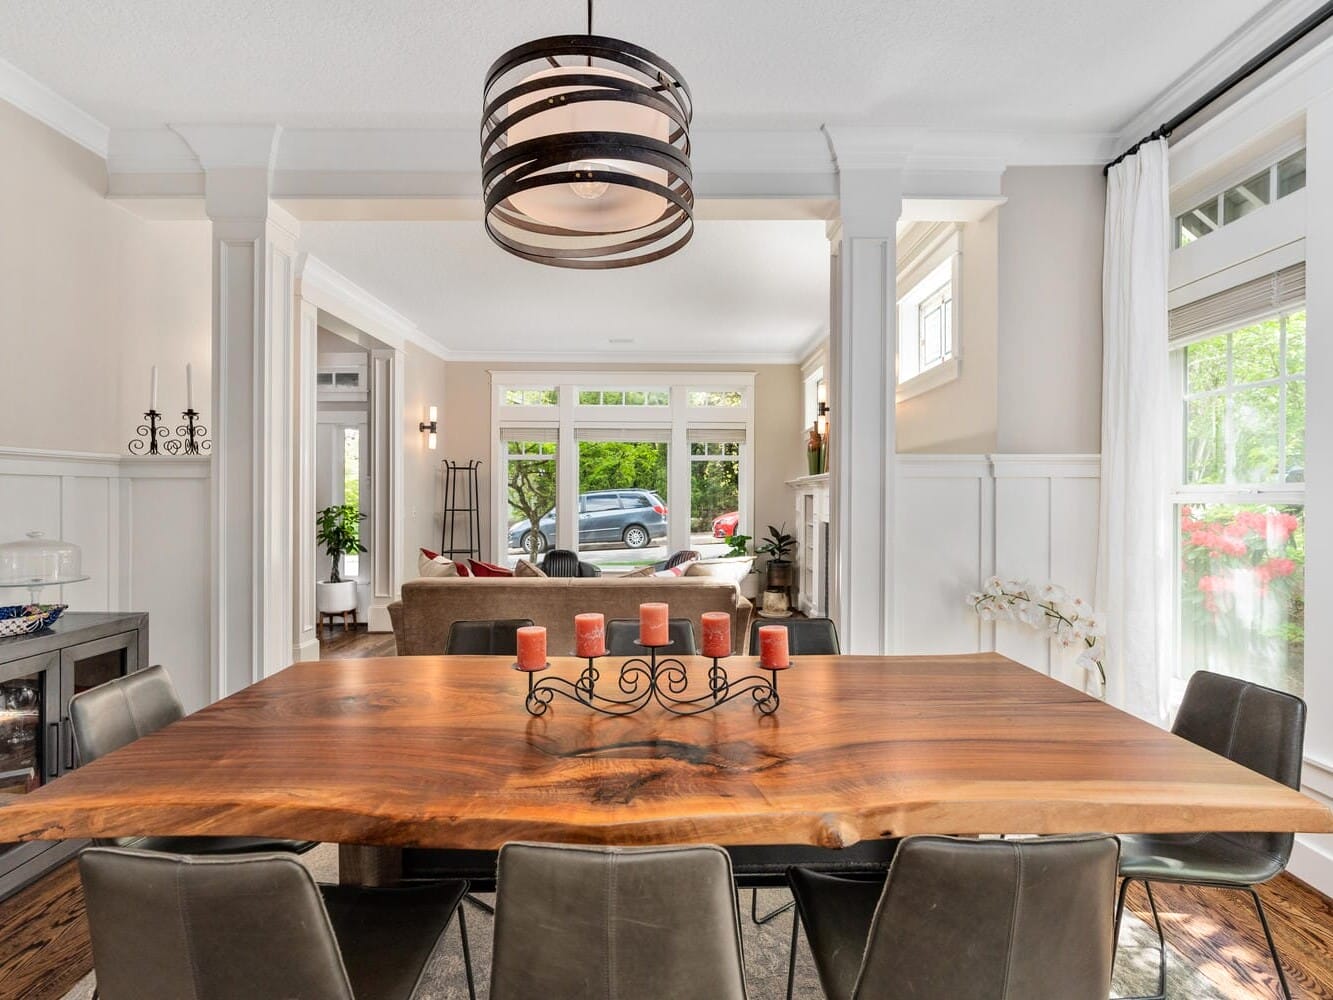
481;0;694;269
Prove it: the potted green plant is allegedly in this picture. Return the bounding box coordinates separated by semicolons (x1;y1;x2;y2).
315;503;366;615
723;532;761;600
756;523;796;593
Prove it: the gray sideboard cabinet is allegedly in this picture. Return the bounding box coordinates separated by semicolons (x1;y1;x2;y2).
0;612;149;898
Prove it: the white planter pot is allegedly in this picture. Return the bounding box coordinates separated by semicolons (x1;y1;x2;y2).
739;574;761;601
316;580;358;614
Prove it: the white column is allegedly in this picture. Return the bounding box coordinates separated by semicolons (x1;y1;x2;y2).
177;126;299;696
292;296;320;661
823;130;903;654
367;347;405;632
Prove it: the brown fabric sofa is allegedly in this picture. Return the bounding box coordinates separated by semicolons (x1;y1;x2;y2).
388;577;754;656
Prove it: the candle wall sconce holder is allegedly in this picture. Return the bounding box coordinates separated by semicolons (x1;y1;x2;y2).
519;644;781;718
127;409;169;455
162;408;211;456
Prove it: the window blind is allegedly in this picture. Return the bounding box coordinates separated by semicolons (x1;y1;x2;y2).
1168;263;1305;345
687;428;748;445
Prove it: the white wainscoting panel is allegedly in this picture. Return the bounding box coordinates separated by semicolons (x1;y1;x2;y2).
0;448;212;711
895;454;1101;690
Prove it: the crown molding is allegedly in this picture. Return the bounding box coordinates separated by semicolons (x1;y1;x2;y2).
170;123;282;171
446;347;809;365
0;56;108;156
1113;0;1330;151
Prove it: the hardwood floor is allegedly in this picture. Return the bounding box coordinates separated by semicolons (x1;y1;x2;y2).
1;627;1329;999
0;861;91;1000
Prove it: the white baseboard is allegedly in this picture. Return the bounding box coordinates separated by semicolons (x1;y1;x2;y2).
292;638;321;662
1290;835;1333;897
368;601;394;633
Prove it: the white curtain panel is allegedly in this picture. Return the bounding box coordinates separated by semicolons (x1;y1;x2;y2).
1097;139;1173;722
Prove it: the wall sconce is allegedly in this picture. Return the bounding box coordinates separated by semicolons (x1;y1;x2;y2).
815;380;829;437
419;406;438;450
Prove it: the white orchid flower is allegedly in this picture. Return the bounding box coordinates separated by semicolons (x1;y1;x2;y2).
983;576;1004;596
1039;583;1067;603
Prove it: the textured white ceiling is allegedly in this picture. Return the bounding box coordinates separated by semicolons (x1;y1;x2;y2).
0;0;1267;134
299;220;830;360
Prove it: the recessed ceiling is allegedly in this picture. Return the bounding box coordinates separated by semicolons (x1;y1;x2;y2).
299;220;830;361
0;0;1270;134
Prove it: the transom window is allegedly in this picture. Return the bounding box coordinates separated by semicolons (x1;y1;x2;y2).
577;388;670;406
502;387;558;406
688;390;744;407
1175;148;1306;248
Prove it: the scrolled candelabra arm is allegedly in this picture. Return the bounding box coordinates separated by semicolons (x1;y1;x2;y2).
128;409;169;455
520;646;781;718
176;408;211;455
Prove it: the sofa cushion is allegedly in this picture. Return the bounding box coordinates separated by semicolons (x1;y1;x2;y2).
685;557;754;586
621;565;656;578
654;559;697;577
468;559;514;578
514;559;547;578
418;552;460;578
389;577;754;657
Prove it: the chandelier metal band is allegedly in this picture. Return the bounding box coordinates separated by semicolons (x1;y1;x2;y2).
481;33;694;269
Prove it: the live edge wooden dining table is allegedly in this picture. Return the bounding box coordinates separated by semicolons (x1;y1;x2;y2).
0;653;1329;881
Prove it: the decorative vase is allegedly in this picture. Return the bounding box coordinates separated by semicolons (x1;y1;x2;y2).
807;448;821;476
316;580;357;614
766;560;794;592
740;574;761;600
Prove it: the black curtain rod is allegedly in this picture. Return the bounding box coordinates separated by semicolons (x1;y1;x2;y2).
1104;1;1333;175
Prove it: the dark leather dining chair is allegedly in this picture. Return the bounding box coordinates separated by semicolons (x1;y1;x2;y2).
1113;671;1306;1000
68;666;315;856
446;618;534;655
539;548;601;577
489;842;748;1000
654;548;702;571
79;846;474;1000
606;617;698;655
746;616;840;655
789;834;1120;1000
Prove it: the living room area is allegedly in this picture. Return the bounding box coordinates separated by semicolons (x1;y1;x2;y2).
2;2;1333;999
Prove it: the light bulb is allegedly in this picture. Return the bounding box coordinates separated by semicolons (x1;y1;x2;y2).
569;160;610;200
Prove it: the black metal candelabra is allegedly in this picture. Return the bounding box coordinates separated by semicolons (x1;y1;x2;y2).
164;408;211;455
127;409;169;455
518;644;782;718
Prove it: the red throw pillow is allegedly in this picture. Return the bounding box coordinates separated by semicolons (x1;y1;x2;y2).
420;547;440;560
468;559;514;578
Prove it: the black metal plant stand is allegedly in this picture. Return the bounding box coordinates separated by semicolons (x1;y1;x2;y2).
518;644;782;718
441;460;482;562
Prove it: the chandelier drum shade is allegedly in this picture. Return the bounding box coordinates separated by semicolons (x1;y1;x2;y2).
481;32;694;268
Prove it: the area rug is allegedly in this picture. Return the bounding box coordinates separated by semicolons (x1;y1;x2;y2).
63;843;1227;999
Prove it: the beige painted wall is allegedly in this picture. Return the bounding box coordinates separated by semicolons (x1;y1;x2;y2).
403;341;450;572
896;213;1000;453
0;99;211;453
996;166;1105;453
440;362;804;562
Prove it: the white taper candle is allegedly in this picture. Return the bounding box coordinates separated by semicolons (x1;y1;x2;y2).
150;366;158;410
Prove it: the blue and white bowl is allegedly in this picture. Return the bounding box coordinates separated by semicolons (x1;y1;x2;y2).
0;604;68;638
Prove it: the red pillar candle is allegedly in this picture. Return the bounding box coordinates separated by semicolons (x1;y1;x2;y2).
640;603;669;646
515;626;547;671
574;613;606;657
757;625;791;670
701;612;731;658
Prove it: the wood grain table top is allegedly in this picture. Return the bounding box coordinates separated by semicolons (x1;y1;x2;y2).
0;653;1328;849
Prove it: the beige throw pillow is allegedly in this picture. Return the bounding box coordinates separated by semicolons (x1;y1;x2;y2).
418;552;459;578
685;557;753;585
514;558;548;578
620;564;656;578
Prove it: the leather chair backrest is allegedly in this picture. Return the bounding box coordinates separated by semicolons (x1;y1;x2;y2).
447;618;535;655
853;835;1119;1000
606;618;698;655
540;549;582;577
747;616;840;656
491;842;747;1000
79;847;354;1000
69;665;184;764
1172;670;1306;863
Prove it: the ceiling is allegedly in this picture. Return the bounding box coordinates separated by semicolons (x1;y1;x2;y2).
0;0;1271;135
300;220;830;361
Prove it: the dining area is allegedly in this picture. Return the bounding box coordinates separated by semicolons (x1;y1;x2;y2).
0;605;1329;1000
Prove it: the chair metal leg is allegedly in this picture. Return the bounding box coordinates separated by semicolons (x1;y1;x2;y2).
1245;886;1293;1000
458;903;477;1000
786;904;800;1000
1110;877;1167;1000
751;885;795;925
464;891;495;915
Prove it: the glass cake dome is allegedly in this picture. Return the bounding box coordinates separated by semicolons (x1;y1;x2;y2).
0;531;88;590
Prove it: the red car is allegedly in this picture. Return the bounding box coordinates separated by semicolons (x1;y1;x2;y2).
711;511;739;537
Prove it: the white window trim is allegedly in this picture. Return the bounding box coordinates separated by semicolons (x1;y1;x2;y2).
489;371;755;562
896;227;962;402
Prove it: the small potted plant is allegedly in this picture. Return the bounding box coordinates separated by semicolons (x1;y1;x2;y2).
315;503;365;616
757;523;796;594
723;532;761;600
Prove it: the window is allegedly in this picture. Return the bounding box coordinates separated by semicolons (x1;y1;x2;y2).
1172;306;1306;697
341;427;361;579
896;234;961;400
493;373;753;572
502;388;559;406
578;388;669;406
504;437;559;563
1175;148;1307;248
